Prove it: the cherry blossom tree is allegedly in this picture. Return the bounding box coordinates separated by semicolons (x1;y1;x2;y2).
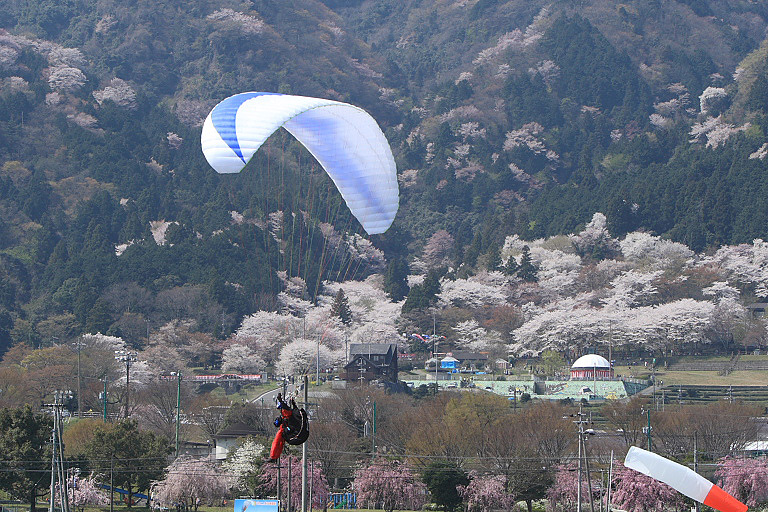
703;239;768;297
547;463;601;512
439;276;509;308
705;297;746;349
207;8;266;35
610;460;685;512
715;456;768;508
353;458;426;512
699;87;729;115
457;471;513;512
619;232;693;271
601;270;663;308
323;277;401;328
92;78;137;109
275;338;341;377
451;320;504;352
422;230;455;269
222;344;265;373
151;457;231;510
55;471;109;512
235;311;294;364
260;456;329;510
47;65;86;92
223;438;266;495
689;116;749;149
529;247;582;298
569;213;619;261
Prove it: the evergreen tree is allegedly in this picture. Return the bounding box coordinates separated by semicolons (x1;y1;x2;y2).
503;254;519;276
84;420;171;506
422;267;442;299
330;288;352;325
0;406;52;512
486;243;502;272
383;257;409;302
517;245;538;283
402;268;442;314
421;462;469;512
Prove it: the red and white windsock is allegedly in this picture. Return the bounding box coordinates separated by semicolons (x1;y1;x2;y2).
624;446;747;512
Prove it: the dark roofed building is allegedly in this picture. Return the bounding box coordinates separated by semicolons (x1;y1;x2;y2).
341;343;399;383
451;351;488;371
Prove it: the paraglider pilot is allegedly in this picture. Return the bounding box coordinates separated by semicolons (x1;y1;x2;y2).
269;393;310;460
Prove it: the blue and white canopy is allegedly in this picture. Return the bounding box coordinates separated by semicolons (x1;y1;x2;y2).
201;92;399;235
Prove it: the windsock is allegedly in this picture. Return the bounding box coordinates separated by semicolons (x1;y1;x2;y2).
624;446;747;512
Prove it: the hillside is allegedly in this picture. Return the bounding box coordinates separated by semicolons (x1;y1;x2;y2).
0;0;767;355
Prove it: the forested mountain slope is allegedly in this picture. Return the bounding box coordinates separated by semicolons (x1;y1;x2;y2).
0;0;767;354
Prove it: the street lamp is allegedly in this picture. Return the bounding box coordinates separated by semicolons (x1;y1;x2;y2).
114;350;137;419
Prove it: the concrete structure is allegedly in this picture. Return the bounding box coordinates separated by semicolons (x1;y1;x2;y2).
570;354;613;380
402;376;648;401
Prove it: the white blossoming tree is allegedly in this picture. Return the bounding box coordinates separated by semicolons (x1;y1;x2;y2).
452;319;504;352
223;438;266;494
151;457;231;510
221;344;265;374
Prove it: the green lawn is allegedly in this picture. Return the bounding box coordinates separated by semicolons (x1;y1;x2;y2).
654;370;768;386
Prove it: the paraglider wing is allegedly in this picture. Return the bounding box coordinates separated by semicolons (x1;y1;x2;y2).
201;92;399;235
624;446;747;512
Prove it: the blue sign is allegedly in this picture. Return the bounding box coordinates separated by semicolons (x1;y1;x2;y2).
235;499;279;512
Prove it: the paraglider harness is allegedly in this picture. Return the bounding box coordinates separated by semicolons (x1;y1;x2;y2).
269;393;309;459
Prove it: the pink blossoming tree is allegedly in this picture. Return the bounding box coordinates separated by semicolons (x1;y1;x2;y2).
55;471;109;512
610;460;685;512
457;471;513;512
715;456;768;508
151;457;231;510
354;458;427;512
260;456;329;511
547;463;602;512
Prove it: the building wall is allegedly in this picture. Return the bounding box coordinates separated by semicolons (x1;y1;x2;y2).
570;369;613;379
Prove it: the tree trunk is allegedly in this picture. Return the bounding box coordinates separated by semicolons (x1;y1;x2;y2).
30;488;37;512
128;482;133;508
526;499;533;512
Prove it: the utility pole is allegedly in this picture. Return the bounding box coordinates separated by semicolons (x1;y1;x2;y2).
301;375;308;512
577;416;582;512
434;336;439;394
287;457;292;512
572;403;597;512
694;432;700;512
372;401;377;456
73;338;84;418
583;433;596;512
102;377;108;422
47;390;72;512
607;451;613;512
175;372;182;457
277;457;282;512
115;350;137;419
573;404;586;512
646;409;652;450
309;460;314;512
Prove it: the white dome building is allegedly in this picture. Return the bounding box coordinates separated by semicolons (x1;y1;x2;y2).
570;354;613;380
